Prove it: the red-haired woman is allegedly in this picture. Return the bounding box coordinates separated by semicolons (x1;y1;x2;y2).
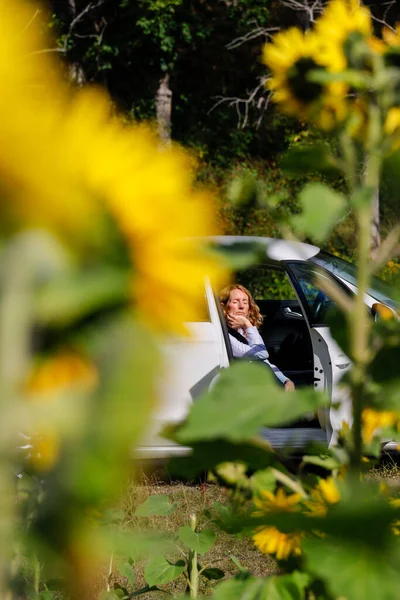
220;284;295;391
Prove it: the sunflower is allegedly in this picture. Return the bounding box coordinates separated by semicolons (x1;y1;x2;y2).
362;408;400;444
55;87;226;332
383;24;400;48
252;487;303;560
315;0;373;71
26;351;98;397
27;428;60;473
304;477;341;517
254;487;303;512
25;350;98;472
0;2;226;334
263;27;347;129
253;526;303;560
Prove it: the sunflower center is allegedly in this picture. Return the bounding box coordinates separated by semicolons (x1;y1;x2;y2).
288;58;323;104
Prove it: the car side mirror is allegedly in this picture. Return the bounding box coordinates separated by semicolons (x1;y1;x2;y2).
371;302;397;322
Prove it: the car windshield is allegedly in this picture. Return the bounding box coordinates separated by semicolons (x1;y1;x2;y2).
311;251;398;310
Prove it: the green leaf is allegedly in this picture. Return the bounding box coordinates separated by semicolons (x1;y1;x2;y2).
103;508;126;525
308;67;371;89
98;591;126;600
167;438;279;479
369;347;400;383
263;571;310;600
281;143;340;178
202;567;225;580
301;454;341;471
227;173;261;208
117;560;135;589
212;577;265;599
110;531;175;560
144;555;185;587
304;538;399;600
376;380;400;411
37;593;54;600
230;556;246;572
250;467;276;494
175;362;324;443
35;267;130;326
212;572;310;600
134;494;177;517
178;526;216;554
291;183;347;243
211;241;268;271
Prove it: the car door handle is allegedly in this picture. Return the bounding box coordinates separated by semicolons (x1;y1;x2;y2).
334;361;351;369
283;307;303;319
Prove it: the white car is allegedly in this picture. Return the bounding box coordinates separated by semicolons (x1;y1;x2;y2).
136;236;398;458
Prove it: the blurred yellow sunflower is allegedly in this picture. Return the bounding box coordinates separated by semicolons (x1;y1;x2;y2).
383;24;400;48
56;87;226;332
28;428;60;473
254;487;303;512
25;350;97;471
0;1;102;241
362;408;400;444
263;27;347;130
26;351;98;397
252;487;303;560
304;477;340;517
253;526;303;560
0;1;227;334
316;0;373;71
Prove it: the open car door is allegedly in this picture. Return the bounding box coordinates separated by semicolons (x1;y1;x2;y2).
285;261;353;444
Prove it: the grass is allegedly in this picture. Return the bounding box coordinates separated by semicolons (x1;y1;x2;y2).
103;471;278;599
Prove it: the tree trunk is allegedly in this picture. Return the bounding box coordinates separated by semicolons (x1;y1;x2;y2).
68;63;87;86
156;73;172;146
370;187;380;260
67;0;87;86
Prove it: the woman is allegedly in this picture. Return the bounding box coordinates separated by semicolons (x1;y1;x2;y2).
220;284;295;391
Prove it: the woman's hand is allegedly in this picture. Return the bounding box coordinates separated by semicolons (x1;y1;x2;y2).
226;313;252;330
284;380;295;392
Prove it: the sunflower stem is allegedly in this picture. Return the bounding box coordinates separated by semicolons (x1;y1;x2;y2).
188;514;198;598
340;133;358;193
349;100;382;472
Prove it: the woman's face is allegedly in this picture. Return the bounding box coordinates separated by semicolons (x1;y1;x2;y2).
226;288;250;318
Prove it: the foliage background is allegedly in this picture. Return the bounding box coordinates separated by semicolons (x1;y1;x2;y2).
44;0;400;261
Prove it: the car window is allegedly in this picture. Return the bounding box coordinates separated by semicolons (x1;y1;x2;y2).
312;251;397;310
234;266;297;301
286;262;353;325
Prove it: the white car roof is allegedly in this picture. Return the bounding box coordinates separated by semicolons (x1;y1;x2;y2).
211;235;320;263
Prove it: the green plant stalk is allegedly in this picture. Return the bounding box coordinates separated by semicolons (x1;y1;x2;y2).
33;554;40;595
106;552;114;592
350;204;371;470
349;103;382;471
188;514;198;598
0;246;35;598
340;133;358;193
